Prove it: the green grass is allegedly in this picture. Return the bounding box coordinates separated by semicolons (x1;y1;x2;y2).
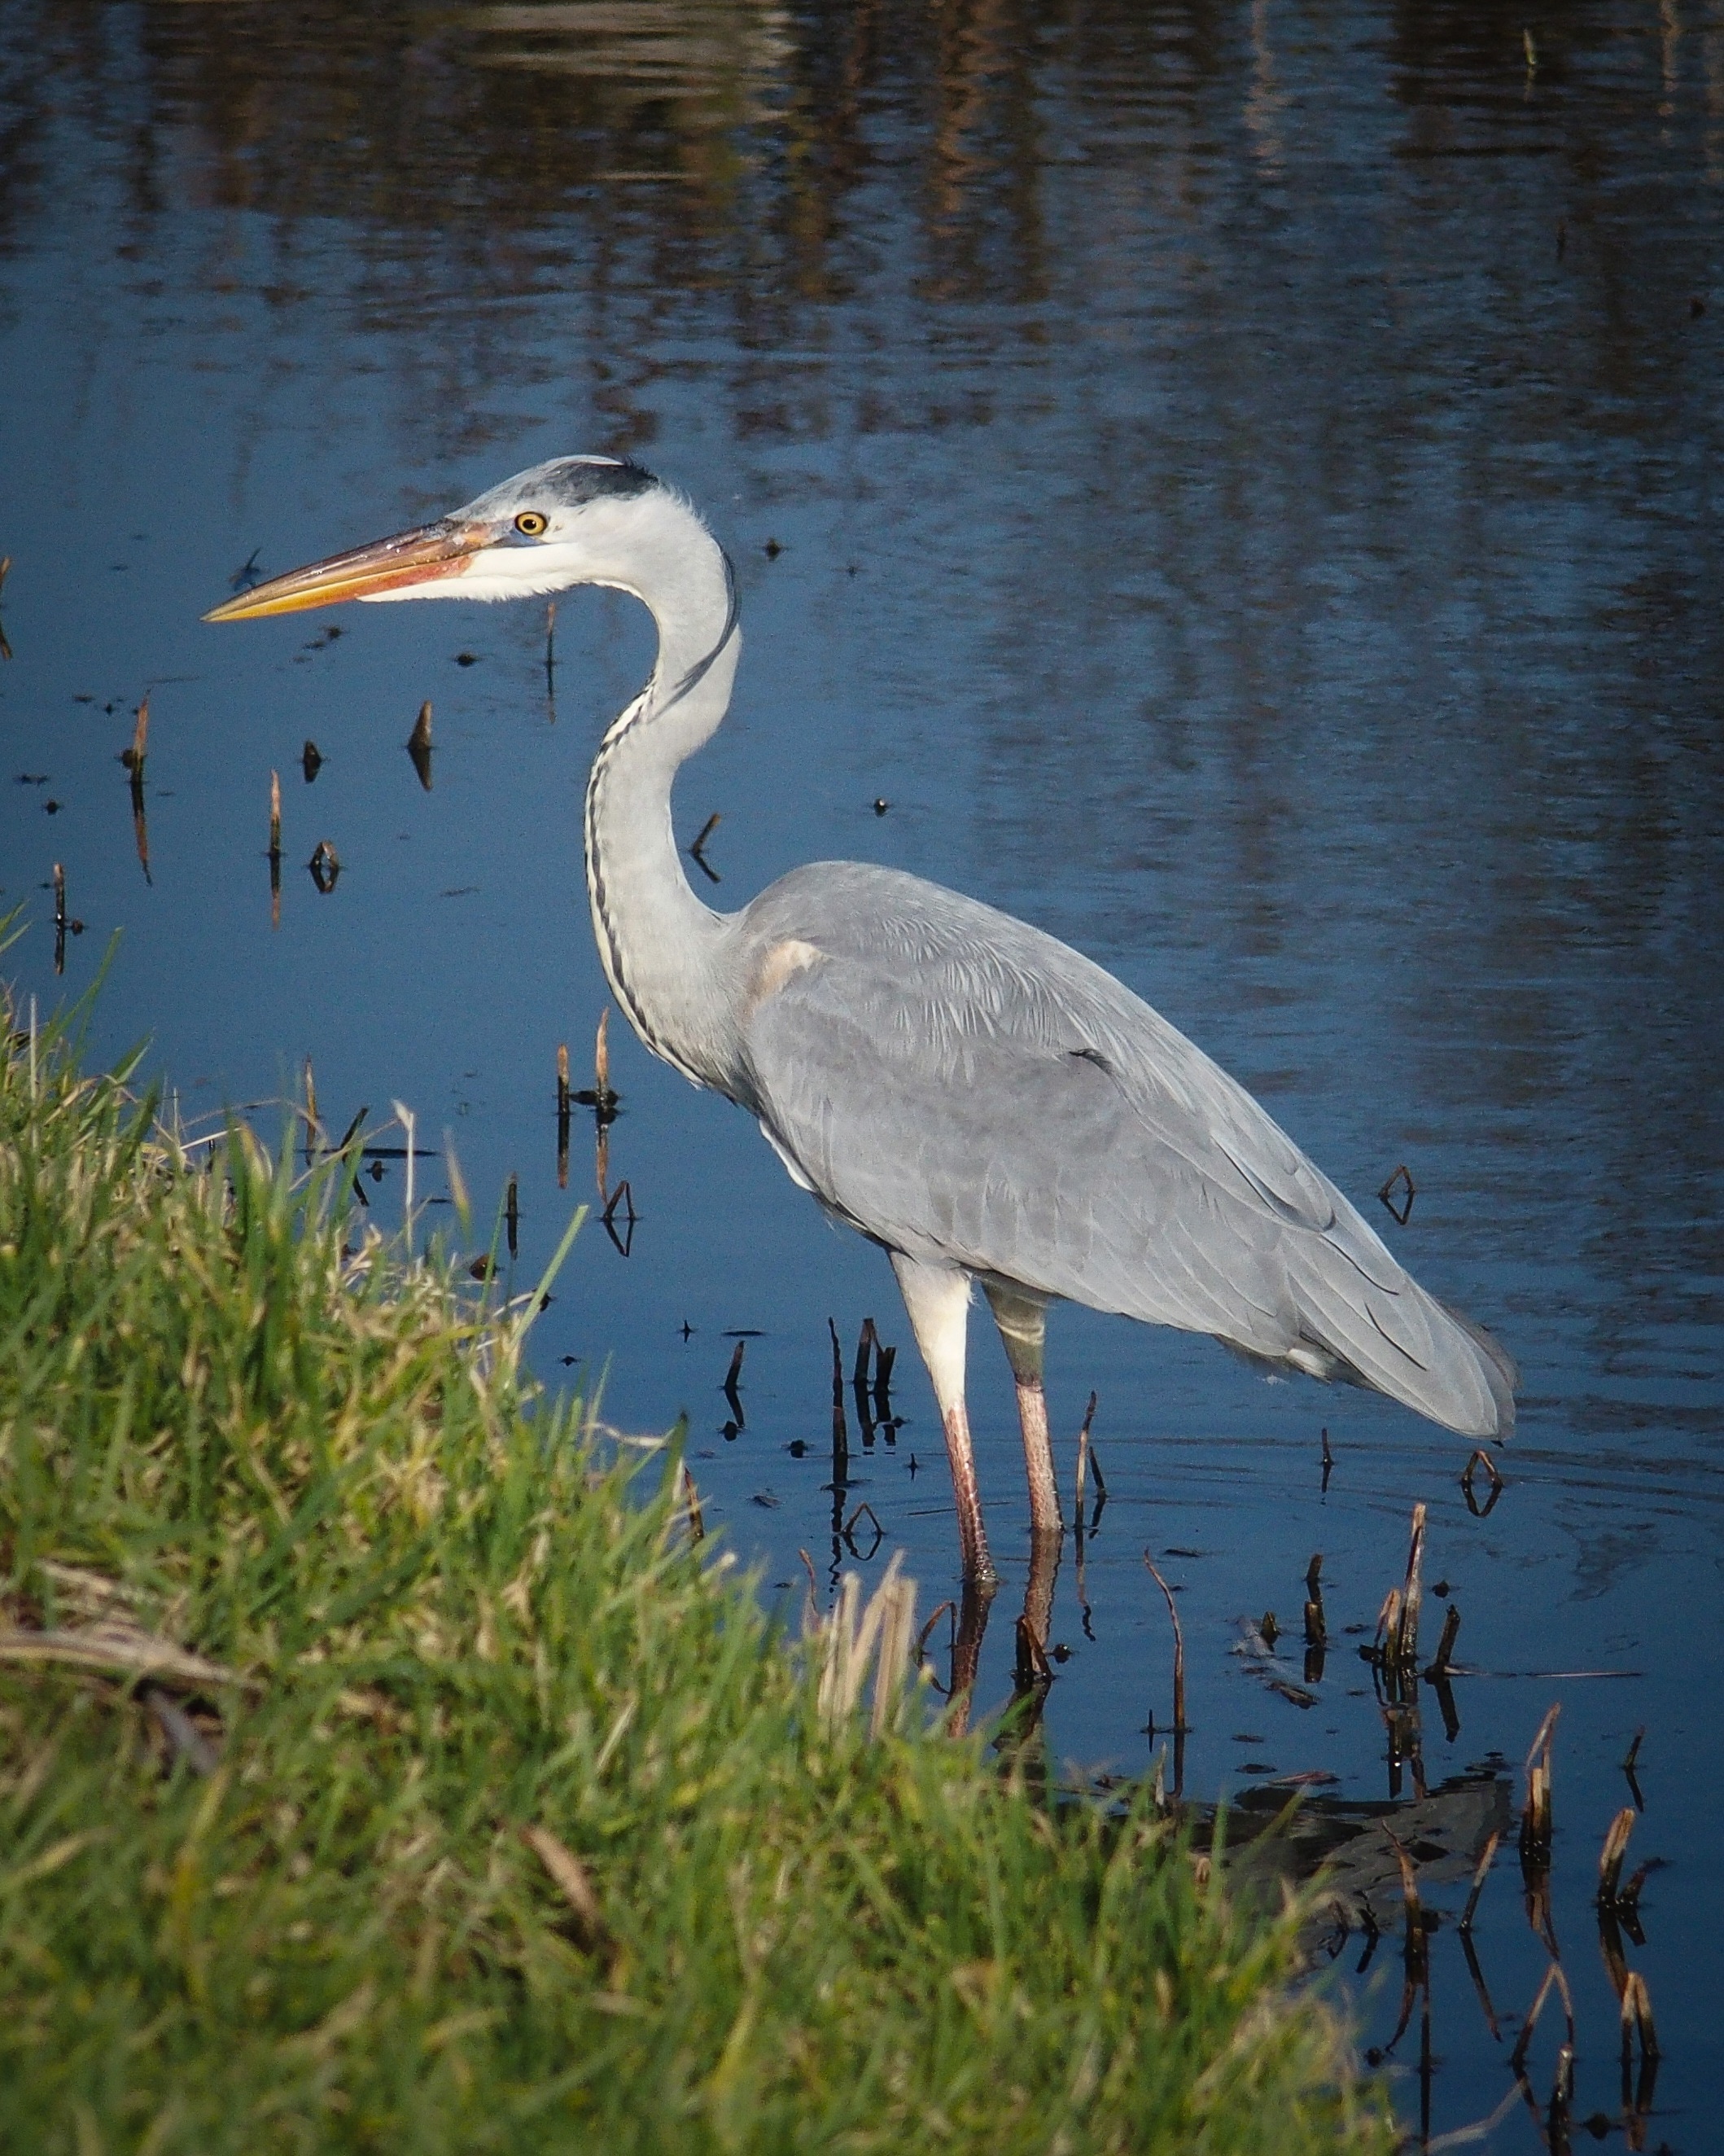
0;983;1391;2154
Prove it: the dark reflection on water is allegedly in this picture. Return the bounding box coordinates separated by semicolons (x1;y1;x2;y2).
2;2;1720;2144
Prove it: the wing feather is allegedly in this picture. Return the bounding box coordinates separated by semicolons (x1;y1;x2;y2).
731;863;1512;1438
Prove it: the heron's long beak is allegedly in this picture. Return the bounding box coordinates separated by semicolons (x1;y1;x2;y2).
203;519;492;622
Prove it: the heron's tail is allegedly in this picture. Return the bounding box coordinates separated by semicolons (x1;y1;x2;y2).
1282;1248;1516;1441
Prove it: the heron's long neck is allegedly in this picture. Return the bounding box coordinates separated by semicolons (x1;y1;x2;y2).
583;504;742;1090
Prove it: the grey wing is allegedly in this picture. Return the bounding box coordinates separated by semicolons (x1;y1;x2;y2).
732;864;1514;1440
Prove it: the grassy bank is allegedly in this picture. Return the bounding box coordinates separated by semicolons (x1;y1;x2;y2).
0;986;1389;2155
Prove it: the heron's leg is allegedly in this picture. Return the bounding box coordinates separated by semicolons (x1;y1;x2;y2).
890;1251;996;1588
945;1578;995;1737
982;1282;1062;1544
1021;1523;1061;1663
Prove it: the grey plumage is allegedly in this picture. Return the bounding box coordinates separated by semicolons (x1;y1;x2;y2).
208;452;1516;1587
729;862;1514;1439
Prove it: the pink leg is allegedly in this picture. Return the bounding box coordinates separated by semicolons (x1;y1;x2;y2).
984;1282;1062;1542
890;1251;999;1587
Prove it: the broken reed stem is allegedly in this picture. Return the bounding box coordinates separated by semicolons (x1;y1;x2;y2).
409;700;432;752
1303;1553;1326;1645
269;771;282;859
1459;1829;1501;1935
725;1339;746;1390
682;1466;704;1543
1382;1825;1424;1943
1619;1970;1660;2063
595;1009;610;1104
557;1042;571;1116
1426;1601;1461;1677
1597;1808;1636;1904
1394;1502;1426;1672
853;1317;877;1390
1143;1555;1185;1733
1521;1702;1560;1866
129;695;150;774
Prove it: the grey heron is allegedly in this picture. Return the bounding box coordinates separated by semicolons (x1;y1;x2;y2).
207;454;1516;1589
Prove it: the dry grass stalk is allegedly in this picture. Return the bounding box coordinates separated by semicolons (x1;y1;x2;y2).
523;1823;607;1948
0;1624;244;1691
809;1550;918;1738
681;1466;704;1543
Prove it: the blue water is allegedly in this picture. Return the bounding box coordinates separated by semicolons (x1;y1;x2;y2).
2;2;1719;2142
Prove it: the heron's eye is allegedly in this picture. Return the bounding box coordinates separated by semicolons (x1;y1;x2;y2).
514;511;549;538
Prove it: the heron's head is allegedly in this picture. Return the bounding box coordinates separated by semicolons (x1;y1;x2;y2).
203;455;670;621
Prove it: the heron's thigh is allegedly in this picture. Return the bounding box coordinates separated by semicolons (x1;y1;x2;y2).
981;1279;1048;1387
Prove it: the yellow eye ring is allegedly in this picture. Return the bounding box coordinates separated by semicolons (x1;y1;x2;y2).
514;511;549;537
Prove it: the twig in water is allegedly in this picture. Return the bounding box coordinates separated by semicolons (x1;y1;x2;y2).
1074;1389;1098;1524
308;839;341;893
842;1501;883;1559
1014;1613;1052;1689
723;1339;746;1425
121;695;150;776
406;699;434;791
1143;1555;1186;1733
1377;1162;1416;1225
601;1177;636;1257
52;861;65;975
269;771;282;927
1462;1447;1503;1518
1509;1957;1574;2075
505;1174;519;1261
853;1317;877;1389
1320;1423;1334;1491
1621;1724;1646;1810
1459;1830;1501;1935
575;1010;619;1118
915;1598;956;1676
556;1042;571;1190
688;811;722;883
